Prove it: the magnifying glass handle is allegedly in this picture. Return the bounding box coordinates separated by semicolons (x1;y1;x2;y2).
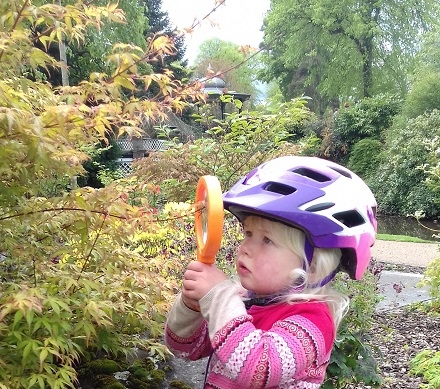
191;175;224;312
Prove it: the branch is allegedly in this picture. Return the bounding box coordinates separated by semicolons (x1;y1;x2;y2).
76;212;106;282
186;0;226;32
0;205;205;224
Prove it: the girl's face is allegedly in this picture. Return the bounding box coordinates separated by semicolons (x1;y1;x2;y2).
236;217;303;297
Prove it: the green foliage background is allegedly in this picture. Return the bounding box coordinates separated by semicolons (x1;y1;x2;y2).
369;110;440;218
134;97;312;199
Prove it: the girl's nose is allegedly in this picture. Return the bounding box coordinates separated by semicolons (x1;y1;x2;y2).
238;239;251;256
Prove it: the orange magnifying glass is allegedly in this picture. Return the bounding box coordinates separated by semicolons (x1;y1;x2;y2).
195;175;224;264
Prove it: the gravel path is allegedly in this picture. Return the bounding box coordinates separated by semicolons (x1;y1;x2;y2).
357;308;439;389
371;240;439;267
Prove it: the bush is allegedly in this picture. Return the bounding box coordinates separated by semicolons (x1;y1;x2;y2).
133;98;312;201
323;262;383;388
418;146;440;308
402;72;440;120
324;95;401;164
334;95;402;146
419;257;440;311
0;0;203;387
0;185;180;386
410;349;440;388
348;138;383;178
369;110;440;217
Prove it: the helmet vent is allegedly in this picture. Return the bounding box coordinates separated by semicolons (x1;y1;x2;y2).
305;202;335;212
291;168;331;182
264;182;296;196
331;167;352;178
333;210;365;227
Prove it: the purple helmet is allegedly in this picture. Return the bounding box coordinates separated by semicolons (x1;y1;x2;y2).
223;156;377;280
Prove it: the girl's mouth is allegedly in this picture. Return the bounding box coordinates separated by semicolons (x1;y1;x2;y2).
237;261;250;275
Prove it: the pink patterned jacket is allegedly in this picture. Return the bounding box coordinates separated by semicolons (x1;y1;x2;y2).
165;280;335;388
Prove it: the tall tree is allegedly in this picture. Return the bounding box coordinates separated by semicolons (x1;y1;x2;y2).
194;38;261;106
401;27;440;119
143;0;188;81
67;0;150;86
260;0;439;113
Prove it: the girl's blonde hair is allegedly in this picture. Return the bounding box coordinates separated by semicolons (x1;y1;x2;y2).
243;216;349;328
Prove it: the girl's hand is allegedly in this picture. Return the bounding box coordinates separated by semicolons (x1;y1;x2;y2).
182;261;228;307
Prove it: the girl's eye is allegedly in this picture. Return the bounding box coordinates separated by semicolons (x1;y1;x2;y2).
244;230;252;238
263;236;273;244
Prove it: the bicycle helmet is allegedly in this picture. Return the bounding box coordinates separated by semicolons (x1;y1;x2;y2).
223;156;377;280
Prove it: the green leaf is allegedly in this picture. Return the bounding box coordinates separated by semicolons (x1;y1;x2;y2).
39;347;49;370
12;310;24;330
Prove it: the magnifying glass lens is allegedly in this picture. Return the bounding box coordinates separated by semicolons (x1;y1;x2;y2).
200;189;209;244
202;210;208;244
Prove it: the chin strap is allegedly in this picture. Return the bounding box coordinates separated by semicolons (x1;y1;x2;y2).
243;293;278;309
243;284;307;309
304;238;314;265
304;238;339;288
310;266;340;288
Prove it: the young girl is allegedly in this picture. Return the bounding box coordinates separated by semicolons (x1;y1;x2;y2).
165;156;377;388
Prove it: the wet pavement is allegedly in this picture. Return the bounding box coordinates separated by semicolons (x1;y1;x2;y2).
376;270;430;312
372;240;437;311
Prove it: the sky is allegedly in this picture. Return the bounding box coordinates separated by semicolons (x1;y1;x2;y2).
161;0;271;65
